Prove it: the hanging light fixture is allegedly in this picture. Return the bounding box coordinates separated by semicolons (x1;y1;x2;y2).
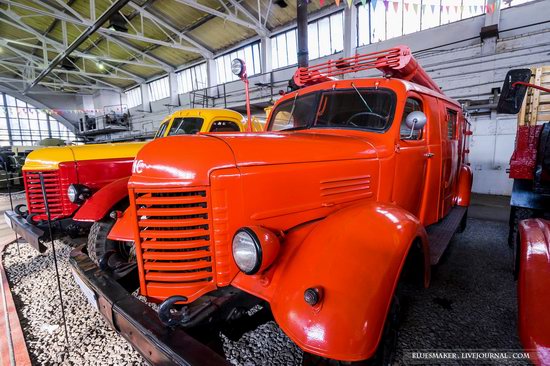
107;13;128;32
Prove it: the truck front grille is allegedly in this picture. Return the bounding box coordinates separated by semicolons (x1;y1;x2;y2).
132;187;216;302
24;170;73;220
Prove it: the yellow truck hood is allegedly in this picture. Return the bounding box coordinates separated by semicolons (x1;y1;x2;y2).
23;142;147;171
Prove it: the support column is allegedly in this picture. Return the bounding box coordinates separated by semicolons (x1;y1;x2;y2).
206;58;217;88
168;71;179;107
343;4;358;60
140;83;150;112
260;37;272;83
297;0;309;67
480;0;500;56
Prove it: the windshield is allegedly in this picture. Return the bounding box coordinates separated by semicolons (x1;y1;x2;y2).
268;88;396;132
168;117;204;136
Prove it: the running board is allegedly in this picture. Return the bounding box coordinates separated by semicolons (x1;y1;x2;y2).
426;206;467;265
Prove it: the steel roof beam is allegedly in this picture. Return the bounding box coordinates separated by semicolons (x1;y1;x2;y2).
0;15;146;82
224;0;269;36
3;0;132;92
173;0;265;35
0;60;136;81
2;0;205;55
126;2;213;58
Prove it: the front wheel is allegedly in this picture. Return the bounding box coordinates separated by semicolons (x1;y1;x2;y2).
301;295;401;366
87;218;135;269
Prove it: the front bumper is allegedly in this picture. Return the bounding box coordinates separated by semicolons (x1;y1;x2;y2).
69;245;230;366
3;210;47;252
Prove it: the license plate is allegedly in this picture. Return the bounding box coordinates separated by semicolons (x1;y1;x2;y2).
4;212;13;229
71;269;98;310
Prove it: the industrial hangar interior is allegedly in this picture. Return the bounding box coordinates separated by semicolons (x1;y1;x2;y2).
0;0;549;365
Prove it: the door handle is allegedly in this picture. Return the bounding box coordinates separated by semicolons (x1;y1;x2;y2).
424;152;435;158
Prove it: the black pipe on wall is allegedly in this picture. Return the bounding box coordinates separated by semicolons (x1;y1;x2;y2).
297;0;309;68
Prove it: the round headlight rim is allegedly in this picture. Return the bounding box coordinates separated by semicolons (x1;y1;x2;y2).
233;227;263;275
67;183;90;204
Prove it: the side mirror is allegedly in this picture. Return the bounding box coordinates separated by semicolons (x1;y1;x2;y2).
497;69;532;114
405;111;427;131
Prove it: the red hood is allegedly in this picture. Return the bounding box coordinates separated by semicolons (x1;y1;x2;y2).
211;131;378;166
129;132;378;186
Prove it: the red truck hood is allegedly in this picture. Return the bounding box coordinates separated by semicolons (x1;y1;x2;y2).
129;132;378;186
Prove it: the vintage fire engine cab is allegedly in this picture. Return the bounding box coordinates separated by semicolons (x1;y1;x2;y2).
4;108;245;252
71;46;472;365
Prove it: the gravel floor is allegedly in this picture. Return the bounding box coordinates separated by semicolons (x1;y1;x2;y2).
2;239;146;365
2;217;526;365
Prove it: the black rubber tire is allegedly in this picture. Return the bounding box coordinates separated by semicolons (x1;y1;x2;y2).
87;218;133;266
508;206;534;249
301;295;401;366
457;209;468;233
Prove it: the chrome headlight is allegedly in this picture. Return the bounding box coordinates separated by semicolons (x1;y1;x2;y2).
232;228;262;274
232;226;281;275
67;184;91;204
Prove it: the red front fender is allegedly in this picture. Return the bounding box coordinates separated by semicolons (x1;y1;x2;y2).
518;219;550;366
73;177;130;222
232;201;429;362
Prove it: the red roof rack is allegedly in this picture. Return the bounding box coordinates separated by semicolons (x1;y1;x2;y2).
292;45;442;94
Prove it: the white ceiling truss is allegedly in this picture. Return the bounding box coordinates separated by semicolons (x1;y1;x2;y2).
0;0;276;94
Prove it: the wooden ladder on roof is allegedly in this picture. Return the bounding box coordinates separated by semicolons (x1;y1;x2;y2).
519;66;550;126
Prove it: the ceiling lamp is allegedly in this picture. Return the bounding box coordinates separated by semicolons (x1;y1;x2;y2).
107;13;128;32
274;0;288;7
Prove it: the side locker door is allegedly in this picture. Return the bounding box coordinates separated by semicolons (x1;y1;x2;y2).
392;96;429;218
440;105;460;216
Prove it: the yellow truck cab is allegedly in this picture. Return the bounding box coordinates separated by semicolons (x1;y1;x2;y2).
5;108;245;252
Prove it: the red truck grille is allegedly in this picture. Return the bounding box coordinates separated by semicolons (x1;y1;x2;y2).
132;187;216;302
24;170;74;220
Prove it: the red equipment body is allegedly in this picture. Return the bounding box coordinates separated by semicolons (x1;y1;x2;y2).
108;45;471;362
518;219;550;366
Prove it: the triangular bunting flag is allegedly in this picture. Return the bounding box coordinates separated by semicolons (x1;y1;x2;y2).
335;0;340;6
371;0;377;9
473;5;477;12
383;0;389;11
430;4;435;13
393;1;399;12
413;3;418;13
454;5;458;13
404;2;409;11
347;0;353;8
319;0;324;6
445;5;449;13
440;5;444;12
360;0;367;6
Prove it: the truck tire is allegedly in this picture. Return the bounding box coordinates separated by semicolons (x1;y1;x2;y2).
87;218;134;267
508;206;534;249
301;295;401;366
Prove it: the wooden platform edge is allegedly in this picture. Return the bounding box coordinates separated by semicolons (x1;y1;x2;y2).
0;238;32;366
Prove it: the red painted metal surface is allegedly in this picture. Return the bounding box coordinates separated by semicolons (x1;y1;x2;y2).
24;163;78;221
456;164;473;206
25;158;134;221
518;219;550;366
293;45;441;93
124;48;470;361
509;125;543;180
73;177;130;222
129;186;217;303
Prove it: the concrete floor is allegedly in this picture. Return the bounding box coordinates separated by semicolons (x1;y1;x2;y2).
394;194;526;365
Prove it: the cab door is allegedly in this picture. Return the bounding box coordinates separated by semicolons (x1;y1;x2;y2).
440;105;460;216
392;96;429;218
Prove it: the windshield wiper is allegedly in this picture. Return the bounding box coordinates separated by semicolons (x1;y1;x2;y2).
351;82;373;113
